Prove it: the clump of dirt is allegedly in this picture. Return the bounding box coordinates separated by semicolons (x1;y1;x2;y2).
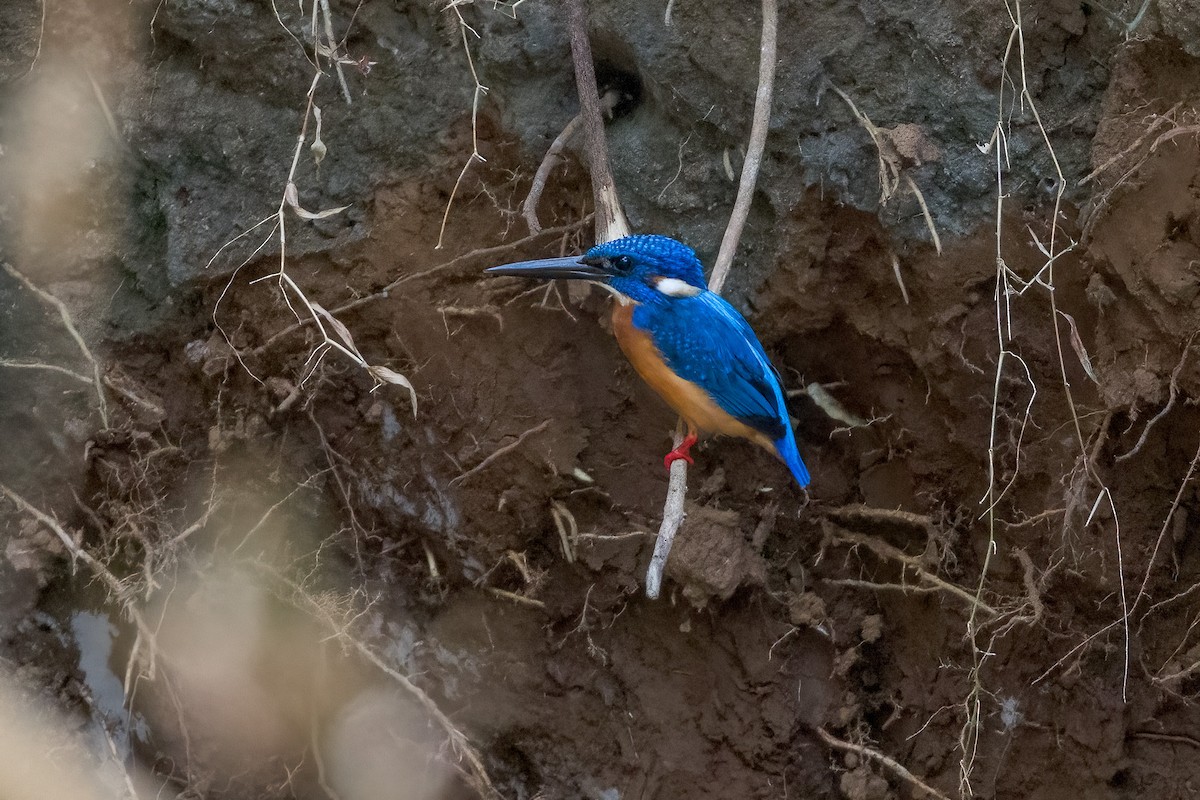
4;2;1200;799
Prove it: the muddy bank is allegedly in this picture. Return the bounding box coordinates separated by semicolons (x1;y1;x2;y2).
3;1;1200;799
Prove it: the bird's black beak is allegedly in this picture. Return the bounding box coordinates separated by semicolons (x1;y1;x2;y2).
485;255;612;281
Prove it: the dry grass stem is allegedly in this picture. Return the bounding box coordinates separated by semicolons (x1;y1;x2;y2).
210;7;415;406
437;3;489;249
964;0;1131;789
250;216;593;356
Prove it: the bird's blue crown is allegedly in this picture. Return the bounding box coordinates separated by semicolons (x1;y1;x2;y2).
585;235;707;291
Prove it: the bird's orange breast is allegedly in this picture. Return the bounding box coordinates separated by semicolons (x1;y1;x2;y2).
610;303;773;449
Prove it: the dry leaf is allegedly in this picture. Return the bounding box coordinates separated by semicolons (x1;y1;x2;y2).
368;366;418;416
284;180;349;220
311;105;327;165
1058;311;1100;385
309;302;359;354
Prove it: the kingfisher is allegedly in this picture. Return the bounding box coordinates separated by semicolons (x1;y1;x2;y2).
486;234;810;488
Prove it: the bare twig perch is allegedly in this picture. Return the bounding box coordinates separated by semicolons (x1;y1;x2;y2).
709;0;777;292
646;0;778;599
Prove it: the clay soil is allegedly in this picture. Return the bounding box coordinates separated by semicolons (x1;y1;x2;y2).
3;2;1200;799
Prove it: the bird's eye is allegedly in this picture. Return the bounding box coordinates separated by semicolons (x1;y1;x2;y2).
610;255;634;275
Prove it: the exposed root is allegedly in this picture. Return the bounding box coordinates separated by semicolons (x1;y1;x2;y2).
816;727;952;800
825;504;937;537
1080;106;1200;242
449;419;550;487
521;90;619;235
485;587;547;609
830;85;900;207
209;5;414;406
821;519;998;618
550;500;578;563
1115;334;1196;463
904;174;942;255
889;252;911;305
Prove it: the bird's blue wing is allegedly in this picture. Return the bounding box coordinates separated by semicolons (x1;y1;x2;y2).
633;293;788;440
632;292;811;486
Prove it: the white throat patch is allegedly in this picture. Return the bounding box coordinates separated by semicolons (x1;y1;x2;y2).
654;277;702;298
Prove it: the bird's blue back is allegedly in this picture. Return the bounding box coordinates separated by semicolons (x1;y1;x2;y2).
631;292;811;487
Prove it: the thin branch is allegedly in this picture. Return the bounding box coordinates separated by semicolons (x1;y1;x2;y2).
437;4;489;249
709;0;777;292
645;418;690;600
564;0;630;242
646;0;778;599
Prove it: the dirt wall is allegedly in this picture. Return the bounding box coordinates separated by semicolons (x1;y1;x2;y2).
2;1;1200;799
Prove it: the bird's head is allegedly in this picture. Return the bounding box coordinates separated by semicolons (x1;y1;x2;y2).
486;234;707;305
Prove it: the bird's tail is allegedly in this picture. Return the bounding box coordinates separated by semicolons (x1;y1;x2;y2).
773;431;811;488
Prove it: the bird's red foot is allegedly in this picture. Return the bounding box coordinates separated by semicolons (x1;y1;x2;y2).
663;432;699;470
